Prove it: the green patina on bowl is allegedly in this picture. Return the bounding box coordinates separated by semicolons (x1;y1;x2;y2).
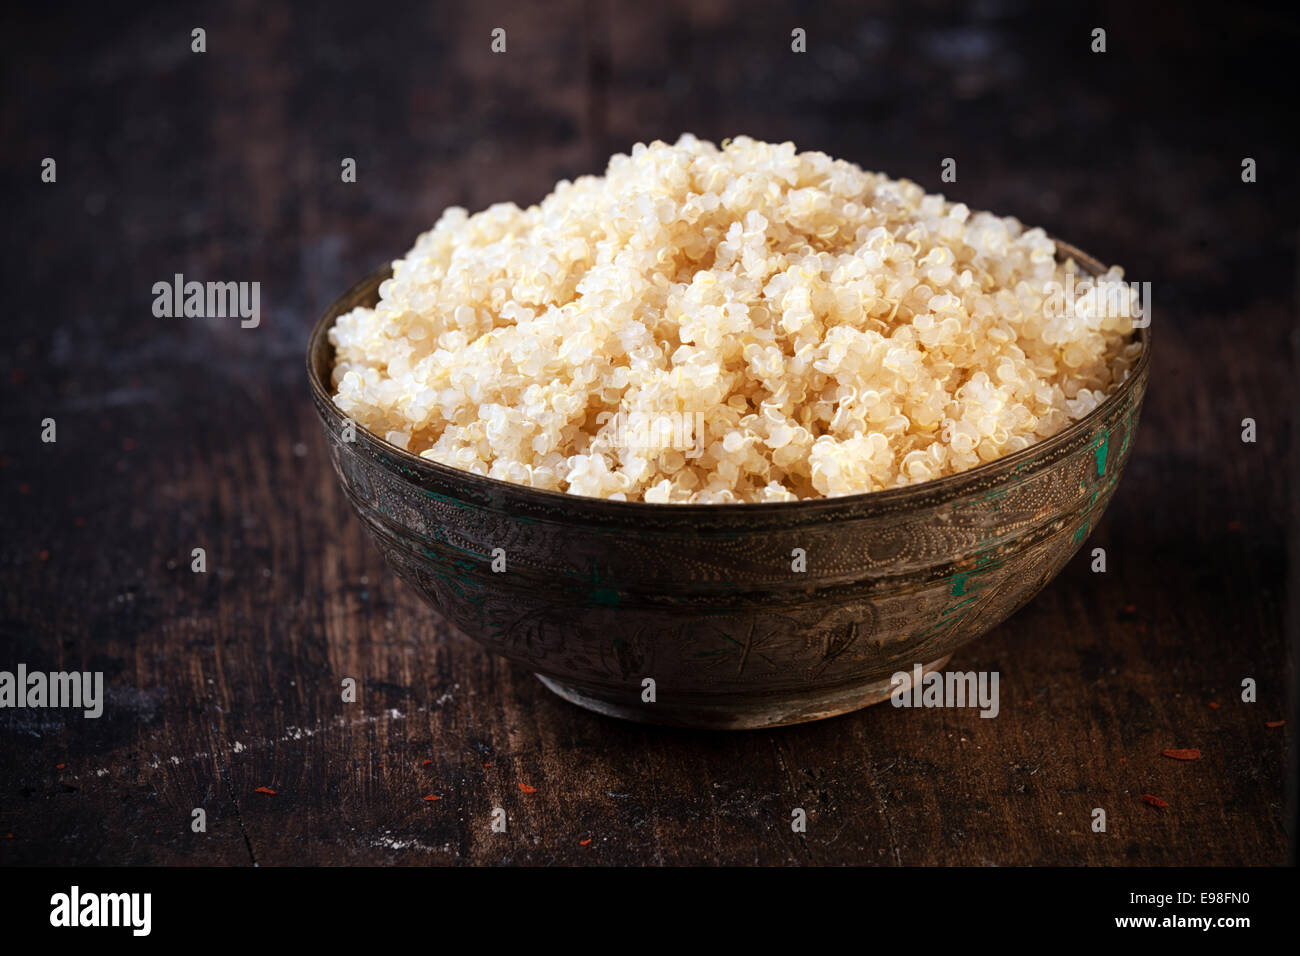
307;241;1149;729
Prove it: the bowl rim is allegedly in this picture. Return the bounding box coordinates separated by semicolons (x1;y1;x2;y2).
307;238;1150;516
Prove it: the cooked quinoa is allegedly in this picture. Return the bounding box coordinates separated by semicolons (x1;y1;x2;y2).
329;135;1142;503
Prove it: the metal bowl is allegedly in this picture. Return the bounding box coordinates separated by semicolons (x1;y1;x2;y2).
307;242;1149;729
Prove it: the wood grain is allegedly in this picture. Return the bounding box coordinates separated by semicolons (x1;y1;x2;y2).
0;0;1293;865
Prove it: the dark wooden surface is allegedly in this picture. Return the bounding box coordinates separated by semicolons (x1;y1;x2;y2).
0;0;1294;866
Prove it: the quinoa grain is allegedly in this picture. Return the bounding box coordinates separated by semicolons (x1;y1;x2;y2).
330;135;1141;502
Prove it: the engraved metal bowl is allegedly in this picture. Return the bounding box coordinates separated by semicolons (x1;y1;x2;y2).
307;242;1149;729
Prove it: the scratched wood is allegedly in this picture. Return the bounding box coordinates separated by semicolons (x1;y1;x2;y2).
0;0;1293;866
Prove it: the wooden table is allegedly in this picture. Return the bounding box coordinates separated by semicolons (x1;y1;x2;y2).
0;0;1293;865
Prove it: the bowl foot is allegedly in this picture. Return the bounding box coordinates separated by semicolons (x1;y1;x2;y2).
535;655;953;730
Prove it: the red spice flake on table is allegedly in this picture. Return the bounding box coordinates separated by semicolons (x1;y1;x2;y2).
55;763;65;770
579;838;592;846
519;783;537;794
483;762;492;769
1118;757;1127;762
1265;720;1285;728
4;833;12;839
1141;794;1169;809
254;786;276;795
1161;748;1202;761
421;760;432;767
1207;701;1220;709
422;794;440;802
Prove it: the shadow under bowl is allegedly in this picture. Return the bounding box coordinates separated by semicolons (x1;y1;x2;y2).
307;241;1150;729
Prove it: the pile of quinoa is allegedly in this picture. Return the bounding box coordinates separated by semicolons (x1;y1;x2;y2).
329;135;1142;503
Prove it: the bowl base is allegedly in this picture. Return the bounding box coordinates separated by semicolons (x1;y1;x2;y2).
536;655;953;730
